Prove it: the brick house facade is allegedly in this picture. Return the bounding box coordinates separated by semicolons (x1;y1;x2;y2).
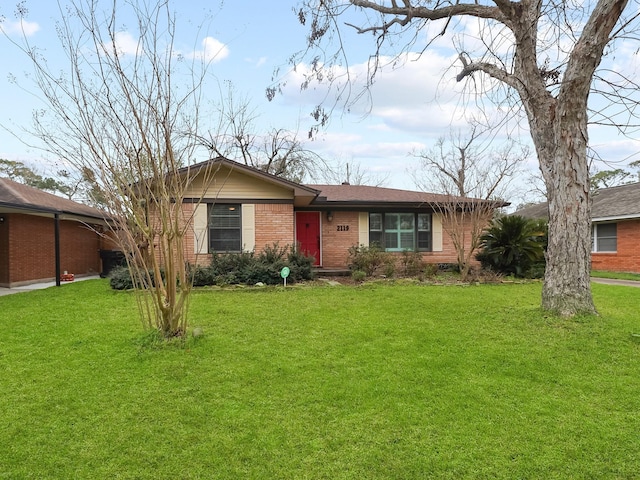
183;158;502;270
518;182;640;274
591;219;640;273
1;159;502;286
0;178;109;287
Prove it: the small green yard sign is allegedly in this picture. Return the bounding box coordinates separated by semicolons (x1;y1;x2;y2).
281;266;290;287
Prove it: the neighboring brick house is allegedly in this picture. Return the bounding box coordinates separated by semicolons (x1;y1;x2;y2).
0;178;109;287
184;158;504;270
517;182;640;273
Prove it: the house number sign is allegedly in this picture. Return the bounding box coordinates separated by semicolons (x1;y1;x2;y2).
337;225;350;231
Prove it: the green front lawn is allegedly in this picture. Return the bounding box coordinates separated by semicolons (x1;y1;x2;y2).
1;280;639;479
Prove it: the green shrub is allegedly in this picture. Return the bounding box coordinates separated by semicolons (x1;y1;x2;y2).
401;250;425;276
383;259;396;278
108;266;163;290
351;270;367;282
213;272;238;286
251;243;288;285
210;243;314;286
259;242;288;264
110;243;315;290
109;265;134;290
189;264;215;287
347;244;392;276
422;263;438;278
476;215;547;278
241;261;280;285
287;245;315;282
210;251;256;284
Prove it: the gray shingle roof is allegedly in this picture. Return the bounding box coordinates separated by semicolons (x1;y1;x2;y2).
515;182;640;221
514;202;549;219
0;177;106;220
591;182;640;219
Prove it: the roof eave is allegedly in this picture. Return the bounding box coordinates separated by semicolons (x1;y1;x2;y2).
0;201;109;223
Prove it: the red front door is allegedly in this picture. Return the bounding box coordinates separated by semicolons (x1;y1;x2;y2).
296;212;321;266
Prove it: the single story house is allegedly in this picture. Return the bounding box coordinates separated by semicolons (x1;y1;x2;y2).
0;177;111;287
179;158;505;270
516;182;640;273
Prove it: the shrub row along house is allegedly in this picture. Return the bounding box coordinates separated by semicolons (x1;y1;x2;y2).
1;157;505;286
517;182;640;274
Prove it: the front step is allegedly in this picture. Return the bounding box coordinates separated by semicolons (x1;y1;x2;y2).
313;268;351;277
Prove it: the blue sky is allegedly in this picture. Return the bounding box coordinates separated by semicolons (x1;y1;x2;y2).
1;1;639;203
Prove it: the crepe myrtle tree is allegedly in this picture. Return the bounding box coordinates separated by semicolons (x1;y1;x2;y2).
278;0;640;316
6;0;220;337
413;127;526;280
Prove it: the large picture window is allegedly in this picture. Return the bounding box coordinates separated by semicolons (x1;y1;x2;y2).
209;204;241;252
592;222;617;252
369;213;431;252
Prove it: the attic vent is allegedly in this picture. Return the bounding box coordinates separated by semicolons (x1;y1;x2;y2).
342;181;350;185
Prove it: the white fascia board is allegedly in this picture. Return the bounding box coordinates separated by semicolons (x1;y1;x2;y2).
592;214;640;222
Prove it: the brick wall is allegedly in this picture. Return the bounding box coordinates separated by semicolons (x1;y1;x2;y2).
4;213;102;286
0;214;9;285
321;211;360;268
59;220;102;276
154;204;482;272
254;204;295;251
592;219;640;273
425;216;479;266
9;214;56;283
319;211;479;269
180;203;296;266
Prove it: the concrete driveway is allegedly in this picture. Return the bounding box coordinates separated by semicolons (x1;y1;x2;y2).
0;275;101;297
591;277;640;288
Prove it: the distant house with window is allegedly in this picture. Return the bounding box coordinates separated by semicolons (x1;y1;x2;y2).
180;158;505;270
516;182;640;273
0;177;110;287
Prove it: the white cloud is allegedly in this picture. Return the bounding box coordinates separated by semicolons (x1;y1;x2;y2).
308;131;426;165
277;49;486;137
0;19;40;37
108;31;141;56
189;36;230;63
589;130;640;167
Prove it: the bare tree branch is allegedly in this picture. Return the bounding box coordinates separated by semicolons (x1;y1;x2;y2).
7;0;220;337
283;0;638;315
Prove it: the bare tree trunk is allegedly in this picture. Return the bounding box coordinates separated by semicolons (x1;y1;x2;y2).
543;158;594;315
513;1;606;316
525;91;596;315
535;112;596;315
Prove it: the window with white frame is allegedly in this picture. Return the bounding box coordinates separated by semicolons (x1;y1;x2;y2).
369;213;432;251
592;222;617;252
209;204;241;252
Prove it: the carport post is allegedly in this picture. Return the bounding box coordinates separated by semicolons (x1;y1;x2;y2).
54;213;61;287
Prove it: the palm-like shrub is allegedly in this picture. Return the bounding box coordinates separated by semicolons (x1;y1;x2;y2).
476;215;547;277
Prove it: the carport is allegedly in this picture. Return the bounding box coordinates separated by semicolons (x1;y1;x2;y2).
0;178;110;287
